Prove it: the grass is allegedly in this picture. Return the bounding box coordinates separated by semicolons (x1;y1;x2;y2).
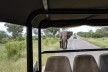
33;38;59;65
0;43;27;72
0;58;27;72
0;44;6;60
0;37;59;72
81;37;108;48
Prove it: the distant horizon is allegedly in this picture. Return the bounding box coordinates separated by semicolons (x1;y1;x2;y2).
0;22;103;34
68;25;101;33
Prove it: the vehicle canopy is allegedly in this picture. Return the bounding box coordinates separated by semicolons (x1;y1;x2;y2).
0;0;108;28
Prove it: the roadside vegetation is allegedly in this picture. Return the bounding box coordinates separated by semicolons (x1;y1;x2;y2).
78;27;108;48
81;37;108;48
0;23;60;72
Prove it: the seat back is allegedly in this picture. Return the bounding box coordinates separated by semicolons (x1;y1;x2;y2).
73;55;100;72
100;53;108;72
44;56;72;72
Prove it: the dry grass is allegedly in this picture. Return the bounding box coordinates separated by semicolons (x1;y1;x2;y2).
0;38;59;72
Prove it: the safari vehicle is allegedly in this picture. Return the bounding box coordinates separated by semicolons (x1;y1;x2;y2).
73;34;77;39
0;0;108;72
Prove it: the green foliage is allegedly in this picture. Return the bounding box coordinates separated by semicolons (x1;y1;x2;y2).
5;41;26;59
78;32;105;38
50;38;59;44
42;37;57;46
33;28;38;35
0;31;9;43
92;32;104;38
33;36;38;40
14;37;25;41
43;28;60;37
56;33;60;38
0;38;8;44
78;27;108;38
43;38;49;45
81;37;108;48
0;38;59;72
0;31;8;38
5;23;23;39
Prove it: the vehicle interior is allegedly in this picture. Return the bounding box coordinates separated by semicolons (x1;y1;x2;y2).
0;0;108;72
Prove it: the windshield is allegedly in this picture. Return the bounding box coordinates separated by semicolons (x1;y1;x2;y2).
42;25;108;71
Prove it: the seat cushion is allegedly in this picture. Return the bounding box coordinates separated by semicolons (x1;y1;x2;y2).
100;53;108;72
44;56;72;72
73;55;100;72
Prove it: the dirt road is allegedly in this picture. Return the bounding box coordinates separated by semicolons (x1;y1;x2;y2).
56;36;108;68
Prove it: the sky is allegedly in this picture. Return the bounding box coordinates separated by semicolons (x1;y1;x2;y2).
0;22;101;34
68;25;100;33
0;22;26;34
0;22;7;31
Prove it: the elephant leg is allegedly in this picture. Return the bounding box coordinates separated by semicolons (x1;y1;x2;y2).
60;40;62;48
62;40;66;49
60;39;63;49
61;39;63;48
60;40;61;48
65;40;67;49
63;39;68;49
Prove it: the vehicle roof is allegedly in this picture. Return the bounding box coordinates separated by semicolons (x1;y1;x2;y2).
0;0;108;28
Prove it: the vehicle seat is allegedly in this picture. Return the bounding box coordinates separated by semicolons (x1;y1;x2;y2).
100;53;108;72
73;55;100;72
44;56;72;72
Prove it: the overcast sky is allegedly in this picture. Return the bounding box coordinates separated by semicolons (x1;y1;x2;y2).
0;22;26;36
0;22;100;33
0;22;7;31
68;25;100;33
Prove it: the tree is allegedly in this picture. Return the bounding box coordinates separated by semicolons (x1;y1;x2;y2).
43;29;50;36
96;29;102;33
89;30;93;37
62;28;67;31
0;30;9;39
5;23;23;39
33;28;38;35
96;27;108;37
43;28;60;38
32;28;38;40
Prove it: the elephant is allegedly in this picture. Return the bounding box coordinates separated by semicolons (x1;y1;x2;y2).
60;31;73;49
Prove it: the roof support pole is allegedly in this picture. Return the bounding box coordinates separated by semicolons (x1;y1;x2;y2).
38;27;42;72
26;24;33;72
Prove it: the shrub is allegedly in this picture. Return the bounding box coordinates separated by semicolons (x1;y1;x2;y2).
43;38;49;45
92;33;104;38
32;36;38;40
5;41;26;59
0;38;8;44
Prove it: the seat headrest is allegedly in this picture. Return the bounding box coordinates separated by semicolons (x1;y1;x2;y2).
44;56;72;72
73;55;100;72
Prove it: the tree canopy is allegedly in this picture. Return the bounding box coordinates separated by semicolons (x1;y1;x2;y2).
5;23;23;39
43;28;60;37
0;30;8;39
78;27;108;38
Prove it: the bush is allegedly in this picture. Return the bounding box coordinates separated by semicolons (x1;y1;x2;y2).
32;36;38;40
78;32;105;38
5;41;26;59
92;33;104;38
0;38;8;44
43;38;49;45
